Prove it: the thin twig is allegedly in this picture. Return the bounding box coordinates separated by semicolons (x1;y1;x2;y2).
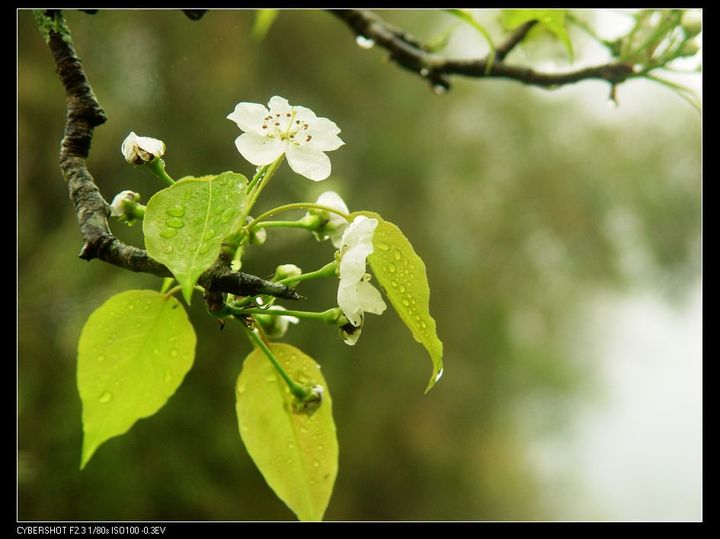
328;9;636;92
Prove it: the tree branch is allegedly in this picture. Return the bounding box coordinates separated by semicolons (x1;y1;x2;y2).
37;10;301;302
328;9;636;92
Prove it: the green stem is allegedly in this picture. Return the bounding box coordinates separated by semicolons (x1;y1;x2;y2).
257;220;315;229
244;154;285;219
146;158;175;186
242;324;308;399
246;203;351;232
247;164;270;192
278;261;337;286
159;277;175;294
163;284;183;298
234;306;341;324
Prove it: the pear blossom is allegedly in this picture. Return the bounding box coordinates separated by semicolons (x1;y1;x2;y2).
336;216;387;338
121;132;165;165
309;191;350;248
227;96;344;181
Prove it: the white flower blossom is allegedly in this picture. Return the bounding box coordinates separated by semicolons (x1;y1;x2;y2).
309;191;350;248
227;96;344;181
336;216;387;334
121;132;165;165
254;305;300;339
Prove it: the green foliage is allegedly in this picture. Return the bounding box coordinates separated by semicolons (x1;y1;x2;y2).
501;9;573;60
77;290;196;468
355;211;444;392
143;171;248;303
236;343;338;521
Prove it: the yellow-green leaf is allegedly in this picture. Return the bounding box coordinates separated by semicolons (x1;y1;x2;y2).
236;343;338;521
354;211;444;392
143;171;247;304
78;290;196;469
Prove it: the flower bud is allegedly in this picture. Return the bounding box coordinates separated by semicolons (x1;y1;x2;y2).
274;264;302;281
681;10;701;37
121;132;165;165
109;190;144;225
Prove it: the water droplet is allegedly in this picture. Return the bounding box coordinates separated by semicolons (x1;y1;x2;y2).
265;375;276;383
399;285;406;293
377;242;390;251
153;348;159;355
434;368;444;383
420;67;430;77
237;384;247;395
166;205;185;217
184;191;192;200
170;349;178;357
393;250;402;261
128;304;135;310
402;298;410;306
420;320;427;329
97;355;105;363
204;229;216;240
432;84;448;95
99;391;112;404
160;228;177;238
163;371;171;382
313;459;320;468
355;35;375;49
198;244;211;255
288;442;295;449
317;444;324;452
165;217;184;228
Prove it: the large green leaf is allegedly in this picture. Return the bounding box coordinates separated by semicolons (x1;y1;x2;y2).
143;171;247;304
236;343;338;521
78;290;196;469
354;211;444;392
501;9;574;60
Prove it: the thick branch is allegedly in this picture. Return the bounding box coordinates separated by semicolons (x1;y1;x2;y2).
39;10;300;301
329;9;636;91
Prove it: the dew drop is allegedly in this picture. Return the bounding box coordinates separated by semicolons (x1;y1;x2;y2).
221;208;235;223
420;320;427;329
164;371;171;382
166;205;185;217
399;285;406;293
377;242;390;251
402;298;410;306
170;349;178;357
165;217;185;228
288;442;295;450
388;264;396;273
204;229;216;240
160;228;177;238
98;391;113;404
313;459;320;468
434;368;444;383
97;355;105;363
198;244;211;255
420;67;430;77
317;444;324;452
265;374;276;383
355;35;375;49
237;384;247;395
393;250;402;261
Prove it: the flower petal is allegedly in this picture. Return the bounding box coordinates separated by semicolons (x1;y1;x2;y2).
316;191;350;248
286;143;331;181
339;244;372;285
308;117;345;152
268;96;292;115
341;216;377;251
337;283;363;327
356;281;387;315
235;133;286;166
227;102;269;135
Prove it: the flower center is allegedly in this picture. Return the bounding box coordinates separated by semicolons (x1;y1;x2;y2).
261;108;310;144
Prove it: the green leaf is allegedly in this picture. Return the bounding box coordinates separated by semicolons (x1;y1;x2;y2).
354;211;444;392
236;343;338;521
78;290;196;469
252;9;279;41
445;9;496;71
501;9;574;61
143;171;247;304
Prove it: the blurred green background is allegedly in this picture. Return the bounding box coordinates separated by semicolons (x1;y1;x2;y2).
18;10;701;521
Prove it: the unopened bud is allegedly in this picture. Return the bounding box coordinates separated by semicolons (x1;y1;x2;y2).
121;132;166;165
